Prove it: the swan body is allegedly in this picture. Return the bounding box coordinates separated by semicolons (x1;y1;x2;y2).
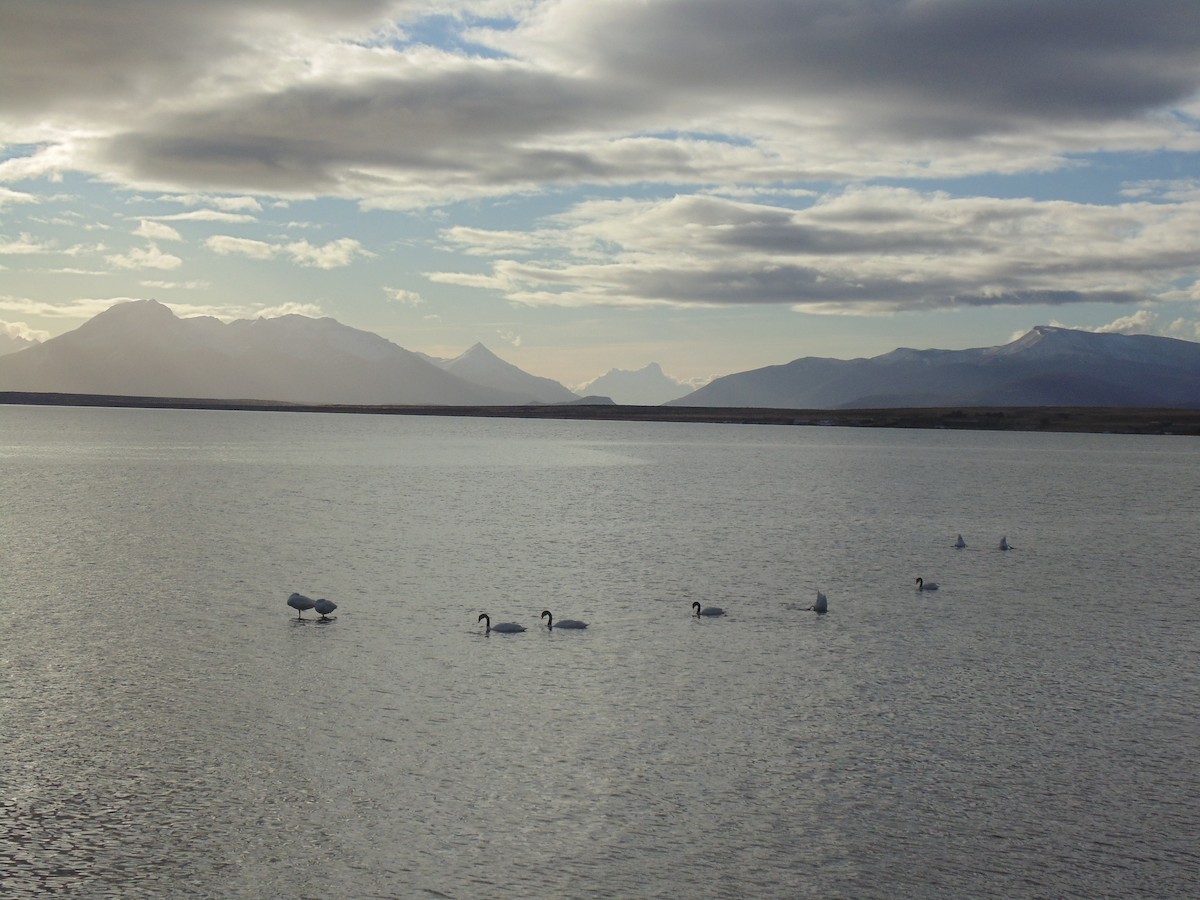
916;577;939;591
692;601;725;617
809;590;828;613
954;534;967;549
541;610;588;629
478;613;525;633
999;535;1011;551
287;592;316;618
314;598;337;619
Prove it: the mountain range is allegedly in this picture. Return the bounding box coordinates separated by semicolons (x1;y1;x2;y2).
3;300;1200;409
670;326;1200;409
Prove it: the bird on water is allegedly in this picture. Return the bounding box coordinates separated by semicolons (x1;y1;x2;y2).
314;598;337;620
692;601;725;617
287;593;316;619
479;613;526;633
809;590;828;613
541;610;588;629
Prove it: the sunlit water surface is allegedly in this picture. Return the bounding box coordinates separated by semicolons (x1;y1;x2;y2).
2;406;1198;898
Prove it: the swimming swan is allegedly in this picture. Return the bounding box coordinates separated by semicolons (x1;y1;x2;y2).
287;592;316;619
999;535;1011;551
809;590;828;613
478;613;525;633
692;601;726;617
954;534;967;549
541;610;588;629
314;598;337;620
916;577;939;591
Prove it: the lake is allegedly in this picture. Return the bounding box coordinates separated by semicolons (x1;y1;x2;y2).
2;405;1198;898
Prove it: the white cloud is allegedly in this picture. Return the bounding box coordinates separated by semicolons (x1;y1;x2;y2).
0;233;55;254
134;219;182;242
254;302;326;318
106;243;183;270
147;209;259;224
141;279;210;290
384;286;425;306
429;188;1200;314
205;234;371;267
1;319;49;342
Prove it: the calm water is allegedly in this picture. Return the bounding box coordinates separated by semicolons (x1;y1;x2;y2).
2;406;1198;898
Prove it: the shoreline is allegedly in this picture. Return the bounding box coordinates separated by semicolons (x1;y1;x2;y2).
4;391;1200;435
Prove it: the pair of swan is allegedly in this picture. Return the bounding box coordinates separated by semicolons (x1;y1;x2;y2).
955;534;1013;551
478;610;589;633
693;593;828;617
287;593;337;620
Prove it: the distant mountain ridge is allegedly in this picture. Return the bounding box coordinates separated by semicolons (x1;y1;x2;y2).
436;342;580;403
578;362;693;405
671;326;1200;409
5;303;1199;409
0;300;557;405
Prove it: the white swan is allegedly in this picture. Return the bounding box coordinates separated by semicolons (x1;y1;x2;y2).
287;592;316;619
479;613;525;633
692;601;725;617
916;577;939;591
314;598;337;620
541;610;588;629
954;534;967;549
809;590;828;613
999;535;1011;551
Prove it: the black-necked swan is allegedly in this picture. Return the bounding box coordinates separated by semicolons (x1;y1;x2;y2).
541;610;588;629
916;577;939;591
287;592;316;619
954;534;967;549
809;590;828;613
692;601;725;617
999;535;1011;551
314;598;337;620
479;613;525;633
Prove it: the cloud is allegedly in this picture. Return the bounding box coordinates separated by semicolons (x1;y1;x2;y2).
106;243;183;270
1;319;49;343
0;187;36;208
3;1;1197;204
205;234;371;267
254;302;327;319
134;219;182;242
145;209;259;224
0;232;55;254
429;188;1200;313
141;279;210;290
384;286;425;306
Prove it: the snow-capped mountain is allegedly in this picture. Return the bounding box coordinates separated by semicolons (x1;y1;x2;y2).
436;342;580;403
671;326;1200;409
0;299;540;405
577;362;693;406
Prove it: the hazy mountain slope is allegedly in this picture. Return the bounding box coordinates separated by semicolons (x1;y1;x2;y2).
0;300;531;405
578;363;693;405
439;343;579;403
672;326;1200;409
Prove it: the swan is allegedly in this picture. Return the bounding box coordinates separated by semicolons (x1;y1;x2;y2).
287;592;316;619
999;535;1011;551
692;601;726;617
541;610;588;629
478;613;525;633
314;598;337;620
809;590;828;613
954;534;967;549
916;577;939;591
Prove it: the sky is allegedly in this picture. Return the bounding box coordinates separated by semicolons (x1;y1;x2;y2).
3;0;1200;389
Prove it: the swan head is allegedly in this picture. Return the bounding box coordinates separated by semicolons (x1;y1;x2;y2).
478;613;490;628
915;577;922;587
692;600;701;616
